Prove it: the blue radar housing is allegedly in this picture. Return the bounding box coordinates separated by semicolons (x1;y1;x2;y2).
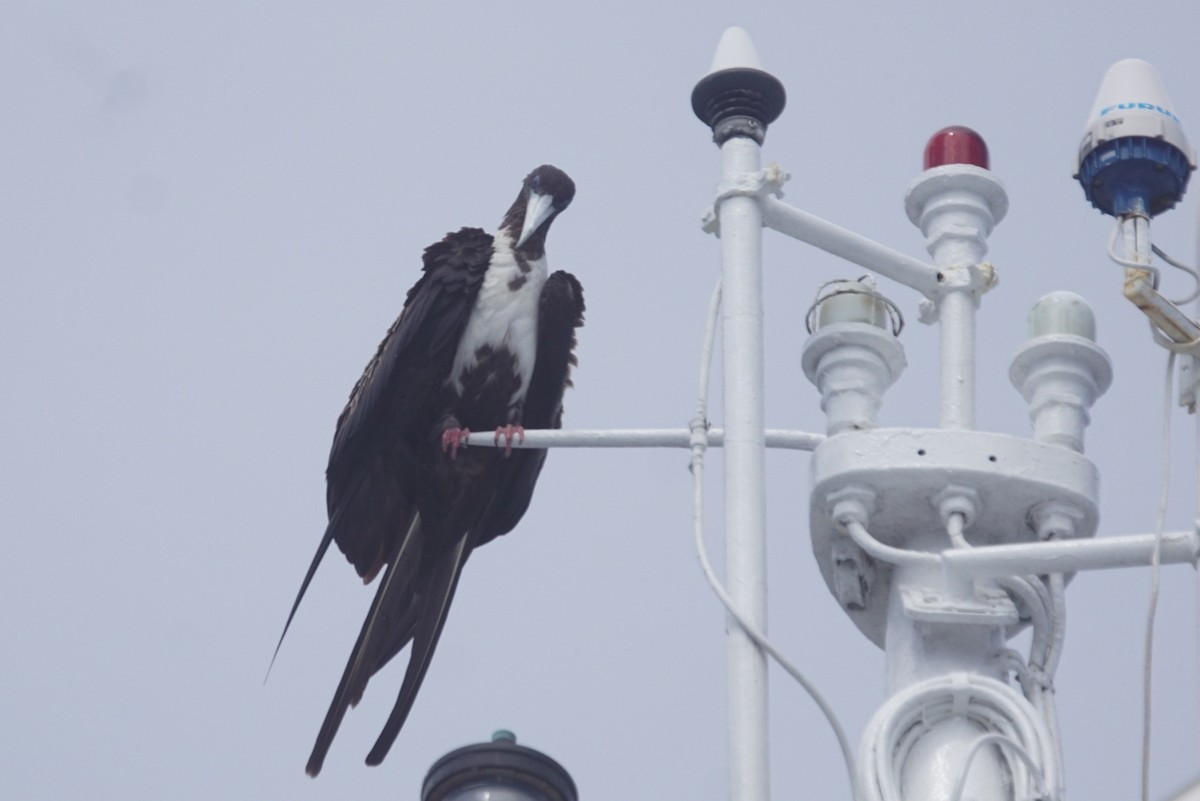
1075;60;1196;218
1077;135;1192;217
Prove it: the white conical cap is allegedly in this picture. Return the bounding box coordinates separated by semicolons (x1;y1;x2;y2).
1079;58;1193;161
692;26;786;139
1085;58;1179;126
708;26;765;73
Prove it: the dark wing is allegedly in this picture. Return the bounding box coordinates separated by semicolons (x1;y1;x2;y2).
298;228;495;776
325;227;495;578
268;228;492;682
362;271;585;766
480;270;585;543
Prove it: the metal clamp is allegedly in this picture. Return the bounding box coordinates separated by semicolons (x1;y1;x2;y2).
701;163;790;235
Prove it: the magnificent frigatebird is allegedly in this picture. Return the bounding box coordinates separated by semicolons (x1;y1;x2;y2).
274;165;582;776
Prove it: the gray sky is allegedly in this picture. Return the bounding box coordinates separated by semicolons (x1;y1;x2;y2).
2;1;1198;799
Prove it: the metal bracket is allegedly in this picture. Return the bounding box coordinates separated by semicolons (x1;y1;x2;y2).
900;584;1019;626
831;538;876;612
701;163;790;235
1124;269;1200;355
917;262;999;324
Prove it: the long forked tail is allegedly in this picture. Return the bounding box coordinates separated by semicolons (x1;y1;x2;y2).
265;520;337;682
365;530;472;766
267;468;373;683
306;513;423;777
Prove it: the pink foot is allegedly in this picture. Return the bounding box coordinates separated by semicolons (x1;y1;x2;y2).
494;425;525;457
441;427;470;460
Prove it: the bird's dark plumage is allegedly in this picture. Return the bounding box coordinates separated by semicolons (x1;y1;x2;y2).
273;166;582;776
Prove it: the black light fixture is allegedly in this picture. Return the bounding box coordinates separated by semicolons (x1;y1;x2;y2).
421;731;577;801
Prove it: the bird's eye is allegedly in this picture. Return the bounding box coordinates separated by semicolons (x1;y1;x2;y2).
530;175;542;192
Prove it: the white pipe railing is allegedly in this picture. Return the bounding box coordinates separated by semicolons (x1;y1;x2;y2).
942;529;1200;579
760;195;942;297
474;427;824;451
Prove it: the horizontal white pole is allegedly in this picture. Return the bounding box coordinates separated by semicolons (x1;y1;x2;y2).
476;427;825;451
942;530;1200;579
760;194;941;297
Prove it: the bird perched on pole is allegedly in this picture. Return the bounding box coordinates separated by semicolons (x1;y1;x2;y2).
272;165;583;776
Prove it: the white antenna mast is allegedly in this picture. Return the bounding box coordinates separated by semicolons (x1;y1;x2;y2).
685;26;1200;801
690;27;785;801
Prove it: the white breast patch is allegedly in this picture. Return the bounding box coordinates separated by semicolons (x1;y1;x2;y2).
449;233;547;403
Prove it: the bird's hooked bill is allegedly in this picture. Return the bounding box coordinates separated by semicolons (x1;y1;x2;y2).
516;190;556;248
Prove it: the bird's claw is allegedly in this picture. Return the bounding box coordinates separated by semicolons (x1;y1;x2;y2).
441;428;470;460
494;425;525;457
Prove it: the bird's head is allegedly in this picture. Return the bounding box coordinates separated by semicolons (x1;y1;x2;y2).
503;165;575;256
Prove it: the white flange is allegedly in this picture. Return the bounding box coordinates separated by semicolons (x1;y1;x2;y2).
809;428;1099;646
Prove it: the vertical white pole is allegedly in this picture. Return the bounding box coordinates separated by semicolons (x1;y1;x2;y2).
939;290;976;429
718;134;770;801
1125;211;1160;801
923;204;991;432
1195;335;1200;772
1194;201;1200;769
692;29;784;801
1124;215;1153;266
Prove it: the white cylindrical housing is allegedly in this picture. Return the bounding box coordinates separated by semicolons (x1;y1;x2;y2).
802;321;906;436
1010;293;1112;452
906;169;1008;266
906;165;1009;430
816;284;891;328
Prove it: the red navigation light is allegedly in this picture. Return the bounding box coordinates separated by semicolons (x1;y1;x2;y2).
923;126;989;170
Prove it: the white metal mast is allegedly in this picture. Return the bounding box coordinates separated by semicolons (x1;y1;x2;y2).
684;26;1200;801
691;28;783;801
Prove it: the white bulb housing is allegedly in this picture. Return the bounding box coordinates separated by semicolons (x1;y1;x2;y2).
802;308;906;436
1010;293;1112;452
1027;291;1096;340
